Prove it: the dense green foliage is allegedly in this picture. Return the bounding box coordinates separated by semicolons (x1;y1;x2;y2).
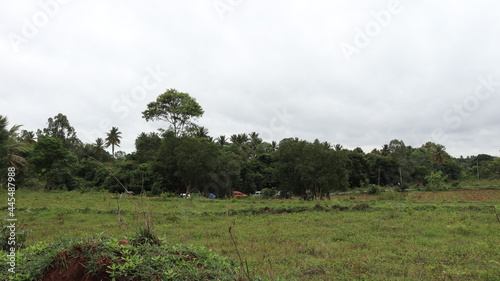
1;90;499;196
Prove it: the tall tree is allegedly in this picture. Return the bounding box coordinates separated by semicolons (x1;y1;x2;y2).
230;133;250;157
142;89;204;137
431;144;449;164
92;138;107;157
0;115;27;169
30;136;76;189
37;113;81;150
105;127;122;157
270;141;278;152
248;132;262;158
216;135;228;146
18;130;36;144
276;138;349;198
174;136;220;196
188;125;210;140
134;132;161;163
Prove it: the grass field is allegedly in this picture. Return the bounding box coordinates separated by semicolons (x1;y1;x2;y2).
1;188;499;280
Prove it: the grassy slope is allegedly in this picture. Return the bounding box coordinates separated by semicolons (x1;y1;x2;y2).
1;189;499;280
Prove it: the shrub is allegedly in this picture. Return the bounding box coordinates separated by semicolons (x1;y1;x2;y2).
0;221;31;251
367;185;381;195
351;203;370;211
425;171;449;191
262;188;278;199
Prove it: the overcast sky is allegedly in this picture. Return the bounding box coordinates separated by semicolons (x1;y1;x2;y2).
1;0;499;157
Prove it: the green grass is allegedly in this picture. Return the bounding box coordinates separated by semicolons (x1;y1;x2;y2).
1;189;499;280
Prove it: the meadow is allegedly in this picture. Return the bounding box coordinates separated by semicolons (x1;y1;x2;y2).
1;188;499;280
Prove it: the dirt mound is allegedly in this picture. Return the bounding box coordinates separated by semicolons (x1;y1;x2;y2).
8;236;238;281
41;248;112;281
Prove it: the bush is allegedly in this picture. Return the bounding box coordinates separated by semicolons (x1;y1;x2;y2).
0;221;31;252
425;171;449;191
367;185;381;195
262;188;278;199
351;203;370;211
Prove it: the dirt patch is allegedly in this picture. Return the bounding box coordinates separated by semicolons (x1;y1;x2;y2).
41;250;111;281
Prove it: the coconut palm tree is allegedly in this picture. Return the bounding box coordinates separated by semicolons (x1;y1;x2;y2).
381;144;390;156
431;144;448;164
93;137;106;156
105;127;122;157
193;126;209;139
248;132;262;157
0;115;27;168
230;133;249;146
18;130;36;144
271;141;278;152
216;135;228;146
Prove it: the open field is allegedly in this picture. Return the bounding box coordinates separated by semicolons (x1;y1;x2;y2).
1;189;500;280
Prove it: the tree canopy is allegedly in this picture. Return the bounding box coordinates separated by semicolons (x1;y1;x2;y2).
142;89;204;137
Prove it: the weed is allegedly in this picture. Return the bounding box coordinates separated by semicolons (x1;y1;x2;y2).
0;220;31;251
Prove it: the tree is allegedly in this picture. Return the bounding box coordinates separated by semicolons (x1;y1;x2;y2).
248;132;262;158
105;127;122;157
276;138;349;198
230;133;250;157
0;115;27;169
30;136;76;189
89;138;112;161
366;152;400;186
209;150;242;196
428;143;449;164
174;136;220;196
142;89;204;137
270;141;278;152
347;148;370;188
37;113;81;150
94;138;105;153
18;130;36;144
216;135;228;146
188;125;210;140
230;133;249;147
134;132;161;164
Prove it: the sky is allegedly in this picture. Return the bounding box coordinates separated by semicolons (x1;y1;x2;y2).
1;0;499;158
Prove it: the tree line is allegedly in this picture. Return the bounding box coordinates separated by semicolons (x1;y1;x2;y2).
1;89;499;198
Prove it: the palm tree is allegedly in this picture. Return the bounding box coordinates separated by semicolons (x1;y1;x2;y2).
381;144;390;156
0;115;27;168
19;130;36;144
93;138;105;156
193;126;209;139
431;144;448;164
216;135;228;146
271;141;278;152
105;127;122;157
230;133;249;146
248;132;262;157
